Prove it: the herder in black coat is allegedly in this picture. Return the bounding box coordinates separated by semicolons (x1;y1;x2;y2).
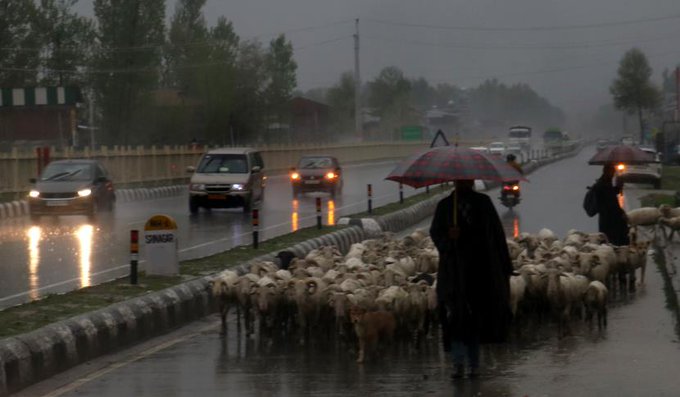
429;179;513;379
592;164;629;246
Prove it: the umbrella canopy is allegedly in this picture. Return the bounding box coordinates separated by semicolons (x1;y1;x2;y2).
385;146;527;188
588;144;655;165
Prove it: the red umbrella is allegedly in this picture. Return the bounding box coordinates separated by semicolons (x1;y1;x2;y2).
588;144;655;165
385;146;527;188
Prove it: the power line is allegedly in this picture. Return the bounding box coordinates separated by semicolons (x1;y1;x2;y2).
365;14;680;32
364;30;680;51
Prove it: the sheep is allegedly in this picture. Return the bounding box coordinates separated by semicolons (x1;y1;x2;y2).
209;269;239;332
545;269;583;338
345;243;366;261
537;228;558;245
254;276;286;333
234;273;260;335
659;204;680;219
583;281;608;330
626;207;661;243
659;216;680;240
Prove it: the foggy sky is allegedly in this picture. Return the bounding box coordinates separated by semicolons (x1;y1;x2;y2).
76;0;680;128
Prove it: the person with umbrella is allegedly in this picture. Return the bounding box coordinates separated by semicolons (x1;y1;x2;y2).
386;145;524;379
429;179;514;379
590;163;629;246
586;144;655;246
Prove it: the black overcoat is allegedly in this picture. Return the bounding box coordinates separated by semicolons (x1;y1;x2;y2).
592;177;629;246
429;189;513;345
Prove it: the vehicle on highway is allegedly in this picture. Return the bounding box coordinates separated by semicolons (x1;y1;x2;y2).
469;146;490;154
488;142;506;157
616;147;662;189
508;125;532;150
596;139;613;151
289;155;343;197
499;181;521;209
28;159;115;221
187;147;265;213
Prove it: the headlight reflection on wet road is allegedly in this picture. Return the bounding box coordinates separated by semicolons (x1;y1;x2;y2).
327;199;335;226
76;224;94;288
27;226;41;300
291;199;299;232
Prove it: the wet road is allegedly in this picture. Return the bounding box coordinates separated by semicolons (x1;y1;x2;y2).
19;147;680;396
0;160;421;309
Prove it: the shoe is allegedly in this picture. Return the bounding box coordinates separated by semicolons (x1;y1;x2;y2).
468;367;480;378
450;365;465;379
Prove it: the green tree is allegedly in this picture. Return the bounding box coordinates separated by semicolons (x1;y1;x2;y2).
35;0;95;86
610;48;661;144
326;71;355;135
165;0;208;92
264;34;297;130
367;66;412;137
0;0;41;86
230;40;267;144
197;16;240;144
92;0;165;145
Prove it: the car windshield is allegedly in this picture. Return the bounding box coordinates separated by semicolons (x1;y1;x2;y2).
197;154;248;173
40;163;93;181
299;157;333;169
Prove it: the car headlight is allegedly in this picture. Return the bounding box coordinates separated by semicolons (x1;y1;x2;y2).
29;190;40;198
231;184;244;191
190;183;205;191
78;188;92;197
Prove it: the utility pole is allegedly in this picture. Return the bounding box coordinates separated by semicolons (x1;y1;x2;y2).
675;66;679;122
354;18;362;141
89;89;95;151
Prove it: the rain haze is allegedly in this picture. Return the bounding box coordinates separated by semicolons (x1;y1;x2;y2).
74;0;680;129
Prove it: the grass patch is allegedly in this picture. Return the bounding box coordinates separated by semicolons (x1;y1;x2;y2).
640;193;676;207
662;166;680;191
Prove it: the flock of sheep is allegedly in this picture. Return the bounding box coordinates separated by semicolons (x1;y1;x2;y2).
209;210;659;346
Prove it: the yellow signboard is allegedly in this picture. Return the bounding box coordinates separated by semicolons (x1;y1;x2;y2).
144;214;177;231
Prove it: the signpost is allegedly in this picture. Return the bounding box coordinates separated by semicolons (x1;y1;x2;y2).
143;214;179;276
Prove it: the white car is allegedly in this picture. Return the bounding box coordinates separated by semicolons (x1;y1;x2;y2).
469;146;490;154
488;142;506;157
616;147;662;189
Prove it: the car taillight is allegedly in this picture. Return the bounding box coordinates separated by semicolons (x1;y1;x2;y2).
503;185;512;191
290;172;300;180
325;172;336;180
512;185;520;191
617;163;625;171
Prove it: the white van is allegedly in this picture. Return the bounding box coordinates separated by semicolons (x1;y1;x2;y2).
187;147;265;213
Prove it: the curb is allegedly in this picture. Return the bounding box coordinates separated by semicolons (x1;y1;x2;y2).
0;224;366;396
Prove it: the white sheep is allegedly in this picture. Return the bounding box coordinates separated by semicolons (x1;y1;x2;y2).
583;281;608;330
210;269;239;331
626;207;661;243
659;216;680;240
659;204;680;219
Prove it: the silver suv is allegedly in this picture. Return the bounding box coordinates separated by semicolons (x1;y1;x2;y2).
187;147;265;213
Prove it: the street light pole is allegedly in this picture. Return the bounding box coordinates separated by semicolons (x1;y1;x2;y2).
89;89;95;151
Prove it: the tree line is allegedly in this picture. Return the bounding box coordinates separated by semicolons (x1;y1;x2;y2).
1;0;566;146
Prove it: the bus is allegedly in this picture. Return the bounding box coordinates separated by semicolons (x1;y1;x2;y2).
508;126;532;150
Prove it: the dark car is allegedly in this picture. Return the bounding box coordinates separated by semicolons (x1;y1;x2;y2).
28;159;115;221
289;155;343;197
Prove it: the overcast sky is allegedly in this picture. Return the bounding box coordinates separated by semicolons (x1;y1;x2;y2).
76;0;680;126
